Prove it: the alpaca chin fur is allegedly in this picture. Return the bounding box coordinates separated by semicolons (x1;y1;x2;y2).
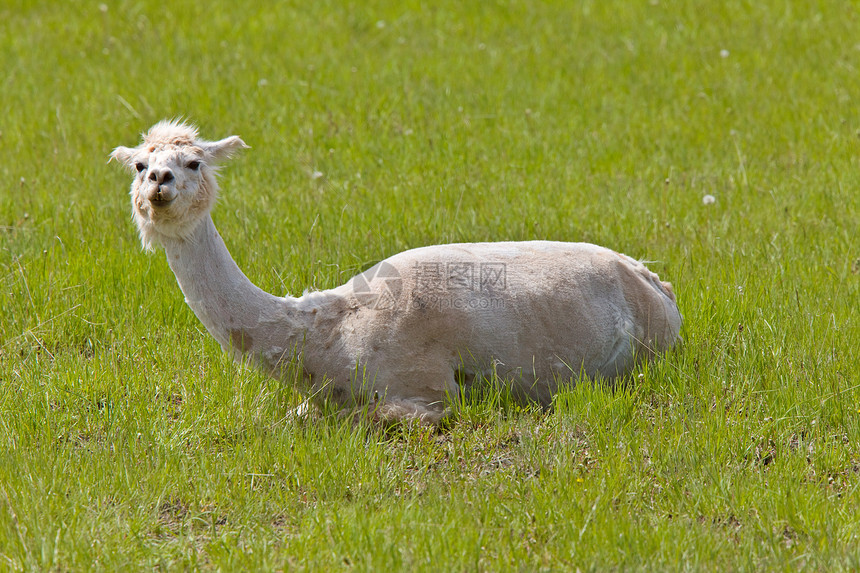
133;177;218;251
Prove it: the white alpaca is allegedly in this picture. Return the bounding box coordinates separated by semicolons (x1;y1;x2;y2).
111;120;682;425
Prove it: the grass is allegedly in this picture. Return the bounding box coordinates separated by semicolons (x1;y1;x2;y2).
1;0;859;570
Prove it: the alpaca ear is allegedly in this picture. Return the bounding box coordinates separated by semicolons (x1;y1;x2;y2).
110;146;137;168
201;136;249;162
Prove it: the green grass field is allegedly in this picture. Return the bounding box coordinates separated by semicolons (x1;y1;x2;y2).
1;0;858;570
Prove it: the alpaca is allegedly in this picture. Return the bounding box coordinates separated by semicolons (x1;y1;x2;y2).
111;120;682;425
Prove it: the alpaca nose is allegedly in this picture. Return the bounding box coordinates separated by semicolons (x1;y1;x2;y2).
148;168;174;185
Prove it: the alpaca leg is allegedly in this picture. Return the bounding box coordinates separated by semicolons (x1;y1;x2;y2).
374;397;451;426
337;395;451;427
370;366;459;426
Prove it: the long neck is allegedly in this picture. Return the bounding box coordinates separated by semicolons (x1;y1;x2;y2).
161;215;308;368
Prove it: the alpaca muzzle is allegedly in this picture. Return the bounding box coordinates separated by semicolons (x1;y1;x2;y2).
145;168;175;205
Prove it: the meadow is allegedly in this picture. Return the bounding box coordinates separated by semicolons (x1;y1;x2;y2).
1;0;858;570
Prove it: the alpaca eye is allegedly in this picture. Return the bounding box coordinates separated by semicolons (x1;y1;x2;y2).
135;162;147;173
187;160;201;171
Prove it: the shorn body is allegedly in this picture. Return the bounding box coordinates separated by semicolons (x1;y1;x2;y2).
112;120;682;424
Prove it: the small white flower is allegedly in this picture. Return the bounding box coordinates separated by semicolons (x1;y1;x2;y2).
376;20;386;29
702;194;716;205
311;171;323;180
720;49;730;58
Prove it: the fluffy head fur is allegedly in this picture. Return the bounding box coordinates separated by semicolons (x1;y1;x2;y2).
110;120;247;249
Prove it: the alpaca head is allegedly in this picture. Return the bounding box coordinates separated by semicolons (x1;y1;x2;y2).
111;120;248;249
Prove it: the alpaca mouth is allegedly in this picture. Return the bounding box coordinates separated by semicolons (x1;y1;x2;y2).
150;197;173;207
149;188;174;206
